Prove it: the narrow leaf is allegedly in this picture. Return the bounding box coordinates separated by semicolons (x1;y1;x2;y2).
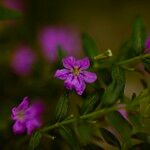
100;128;121;149
106;111;132;143
130;16;147;56
75;121;92;145
29;132;42;150
57;46;67;61
143;58;150;73
81;94;100;115
55;93;69;121
101;66;125;107
82;33;99;58
59;126;80;150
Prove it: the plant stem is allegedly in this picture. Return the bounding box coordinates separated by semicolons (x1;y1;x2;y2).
41;106;118;132
93;49;112;60
117;53;150;65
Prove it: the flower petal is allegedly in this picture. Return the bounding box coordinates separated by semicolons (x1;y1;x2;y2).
76;57;90;70
64;74;86;95
26;119;41;135
82;71;97;83
145;37;150;49
13;121;25;134
62;56;75;69
64;74;74;90
12;97;29;119
25;102;43;120
55;69;70;80
18;97;29;110
74;77;86;95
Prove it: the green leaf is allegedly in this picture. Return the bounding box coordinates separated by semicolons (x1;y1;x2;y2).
101;66;125;107
130;88;150;107
100;128;121;149
55;93;69;121
75;121;92;145
106;111;132;146
130;16;147;56
57;46;67;61
82;33;99;58
29;132;42;150
98;68;112;85
59;126;80;150
117;41;131;61
117;17;146;61
0;7;22;20
143;58;150;73
81;94;100;115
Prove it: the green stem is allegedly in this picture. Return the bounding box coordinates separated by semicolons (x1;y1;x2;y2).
41;106;118;132
117;53;150;65
93;49;112;60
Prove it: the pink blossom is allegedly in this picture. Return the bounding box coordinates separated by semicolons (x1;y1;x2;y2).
38;26;81;62
11;97;44;135
55;56;97;95
144;37;150;53
11;46;36;76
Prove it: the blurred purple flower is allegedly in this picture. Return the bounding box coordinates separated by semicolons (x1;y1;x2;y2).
118;104;129;121
55;56;97;95
11;46;36;76
38;26;81;62
2;0;25;11
144;37;150;53
11;97;44;135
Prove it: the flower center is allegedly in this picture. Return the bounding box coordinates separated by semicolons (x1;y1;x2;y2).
73;67;80;76
17;111;25;121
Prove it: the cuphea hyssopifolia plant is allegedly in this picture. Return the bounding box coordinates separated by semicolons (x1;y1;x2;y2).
12;17;150;150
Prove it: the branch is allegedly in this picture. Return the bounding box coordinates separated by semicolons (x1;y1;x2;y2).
41;106;118;133
117;53;150;66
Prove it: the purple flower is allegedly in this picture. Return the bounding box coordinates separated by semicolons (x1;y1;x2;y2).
117;104;129;122
2;0;25;12
11;46;36;76
11;97;44;135
145;37;150;53
38;26;81;62
55;56;97;95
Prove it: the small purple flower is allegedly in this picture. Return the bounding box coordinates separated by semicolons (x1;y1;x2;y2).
144;37;150;53
38;26;81;62
55;56;97;95
11;46;36;76
11;97;44;135
2;0;25;12
118;104;129;122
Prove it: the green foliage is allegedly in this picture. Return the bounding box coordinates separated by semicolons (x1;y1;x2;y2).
130;16;146;56
75;121;92;145
98;68;112;85
57;47;67;61
106;111;132;147
80;94;100;115
101;66;125;107
55;93;69;121
100;128;121;149
29;132;42;150
117;17;147;61
59;126;80;150
82;33;99;58
143;58;150;73
0;7;22;20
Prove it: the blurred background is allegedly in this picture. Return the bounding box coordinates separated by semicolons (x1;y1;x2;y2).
0;0;150;149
